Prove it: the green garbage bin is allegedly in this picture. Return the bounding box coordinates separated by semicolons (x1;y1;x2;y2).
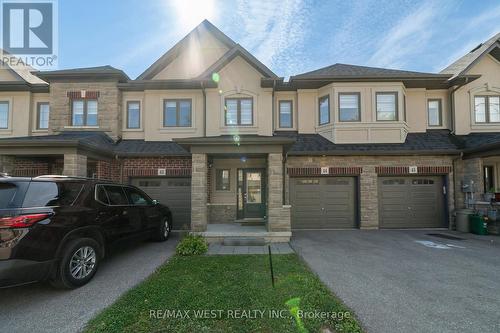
469;214;488;235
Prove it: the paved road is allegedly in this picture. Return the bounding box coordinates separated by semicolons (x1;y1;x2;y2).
292;230;500;333
0;234;178;333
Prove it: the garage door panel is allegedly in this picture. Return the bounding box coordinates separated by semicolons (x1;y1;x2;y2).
379;176;445;228
291;177;357;229
132;177;191;230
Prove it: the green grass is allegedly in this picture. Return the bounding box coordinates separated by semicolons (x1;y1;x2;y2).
84;254;363;333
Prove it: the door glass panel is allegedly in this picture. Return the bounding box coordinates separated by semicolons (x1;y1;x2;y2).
246;172;261;203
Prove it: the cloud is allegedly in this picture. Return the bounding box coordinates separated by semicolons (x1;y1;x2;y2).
368;1;450;69
234;0;309;77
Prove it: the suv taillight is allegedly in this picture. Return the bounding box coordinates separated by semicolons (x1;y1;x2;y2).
0;213;51;228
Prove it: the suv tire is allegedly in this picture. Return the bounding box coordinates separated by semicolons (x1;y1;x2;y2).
152;218;171;242
50;238;101;289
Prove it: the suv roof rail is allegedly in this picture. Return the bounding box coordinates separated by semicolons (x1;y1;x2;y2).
33;175;116;182
0;172;10;178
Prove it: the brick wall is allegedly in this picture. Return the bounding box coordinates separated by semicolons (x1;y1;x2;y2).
49;81;122;139
122;157;191;178
286;155;455;229
11;157;63;176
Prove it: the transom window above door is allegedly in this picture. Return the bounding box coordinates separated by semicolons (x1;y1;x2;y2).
225;97;253;126
475;96;500;123
164;99;192;127
72;99;98;126
339;93;360;122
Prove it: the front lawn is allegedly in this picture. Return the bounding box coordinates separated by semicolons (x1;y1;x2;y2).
85;254;363;333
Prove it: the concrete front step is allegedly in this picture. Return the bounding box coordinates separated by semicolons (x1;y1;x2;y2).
223;237;267;246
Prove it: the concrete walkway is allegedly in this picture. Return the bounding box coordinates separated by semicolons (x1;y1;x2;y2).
207;243;294;255
0;235;178;333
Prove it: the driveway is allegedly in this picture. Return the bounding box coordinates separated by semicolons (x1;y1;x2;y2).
292;230;500;333
0;234;178;333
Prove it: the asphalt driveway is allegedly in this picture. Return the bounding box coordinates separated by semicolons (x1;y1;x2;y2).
0;234;178;333
292;230;500;333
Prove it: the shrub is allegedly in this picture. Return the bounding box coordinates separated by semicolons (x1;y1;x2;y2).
176;234;208;256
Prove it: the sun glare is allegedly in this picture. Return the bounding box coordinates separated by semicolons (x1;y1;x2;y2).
170;0;216;31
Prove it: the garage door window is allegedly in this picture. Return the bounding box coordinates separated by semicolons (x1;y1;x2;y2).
297;179;319;185
412;179;434;185
138;180;161;187
382;179;405;185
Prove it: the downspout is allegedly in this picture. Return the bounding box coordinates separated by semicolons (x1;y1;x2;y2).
449;77;470;134
272;80;276;134
201;82;207;137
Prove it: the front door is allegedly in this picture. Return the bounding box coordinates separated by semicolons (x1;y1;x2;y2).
238;169;266;219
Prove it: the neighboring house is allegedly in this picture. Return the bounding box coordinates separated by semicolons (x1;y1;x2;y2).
0;20;499;240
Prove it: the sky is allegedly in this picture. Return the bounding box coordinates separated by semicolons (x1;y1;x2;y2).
57;0;500;79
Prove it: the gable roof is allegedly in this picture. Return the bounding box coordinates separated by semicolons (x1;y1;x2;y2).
196;44;278;79
137;20;237;80
441;32;500;80
0;49;48;85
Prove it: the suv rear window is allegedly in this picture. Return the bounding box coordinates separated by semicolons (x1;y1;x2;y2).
22;181;84;207
103;185;128;205
0;181;29;209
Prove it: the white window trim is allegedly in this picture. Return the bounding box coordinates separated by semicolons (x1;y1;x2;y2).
219;89;259;130
0;98;13;132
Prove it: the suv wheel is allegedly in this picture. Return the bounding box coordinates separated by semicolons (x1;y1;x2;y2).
50;238;101;289
152;218;171;242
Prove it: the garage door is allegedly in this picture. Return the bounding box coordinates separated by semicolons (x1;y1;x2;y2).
378;176;446;228
132;177;191;230
290;177;357;229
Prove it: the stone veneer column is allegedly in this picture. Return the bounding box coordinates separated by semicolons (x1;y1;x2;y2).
267;153;290;232
63;153;87;177
0;155;15;174
191;153;208;232
359;165;378;229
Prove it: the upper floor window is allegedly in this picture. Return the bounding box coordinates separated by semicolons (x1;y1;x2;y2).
376;92;398;121
339;93;360;122
164;99;192;127
127;101;140;129
37;102;50;130
72;99;98;126
225;97;253;126
279;100;293;128
475;96;500;123
428;99;442;126
0;101;9;129
318;95;330;125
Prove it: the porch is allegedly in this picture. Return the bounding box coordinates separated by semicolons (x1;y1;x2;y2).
176;135;294;243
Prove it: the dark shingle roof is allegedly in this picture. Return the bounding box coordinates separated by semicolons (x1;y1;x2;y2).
114;140;189;156
276;130;461;155
455;133;500;151
37;65;130;81
0;131;115;155
292;63;447;80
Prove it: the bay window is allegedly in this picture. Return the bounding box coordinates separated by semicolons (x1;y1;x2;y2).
376;92;398;121
339;93;360;122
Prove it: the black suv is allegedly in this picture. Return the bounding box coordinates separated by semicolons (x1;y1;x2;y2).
0;176;172;289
